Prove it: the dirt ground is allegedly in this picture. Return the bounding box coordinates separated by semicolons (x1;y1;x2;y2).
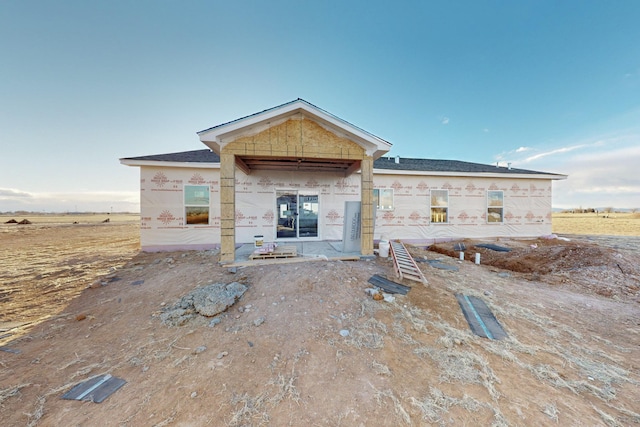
1;215;640;426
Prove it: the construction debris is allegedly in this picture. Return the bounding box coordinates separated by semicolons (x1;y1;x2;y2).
61;374;126;403
367;274;411;295
455;294;507;340
160;282;248;326
475;243;511;252
250;245;297;260
390;241;428;284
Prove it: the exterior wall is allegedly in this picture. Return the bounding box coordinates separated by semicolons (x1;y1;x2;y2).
139;166;221;251
234;169;361;243
372;173;553;243
137;165;364;251
137;165;554;252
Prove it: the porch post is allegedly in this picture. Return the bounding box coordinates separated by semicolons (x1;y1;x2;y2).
219;152;236;263
360;156;374;256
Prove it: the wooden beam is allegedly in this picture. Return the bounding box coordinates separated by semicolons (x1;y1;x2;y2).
235;156;251;175
344;160;362;177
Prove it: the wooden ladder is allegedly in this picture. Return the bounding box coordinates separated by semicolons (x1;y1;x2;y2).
390;241;428;285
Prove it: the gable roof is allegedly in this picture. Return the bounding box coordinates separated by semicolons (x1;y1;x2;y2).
197;99;392;159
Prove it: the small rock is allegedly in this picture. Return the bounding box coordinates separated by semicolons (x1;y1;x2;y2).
190;391;197;398
254;317;266;327
193;345;207;354
238;306;245;313
76;313;87;321
339;329;350;337
217;351;228;359
209;318;222;327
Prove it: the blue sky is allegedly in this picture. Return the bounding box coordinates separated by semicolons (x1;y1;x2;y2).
1;0;639;212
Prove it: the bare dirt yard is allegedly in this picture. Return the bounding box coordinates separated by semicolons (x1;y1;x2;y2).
1;213;640;426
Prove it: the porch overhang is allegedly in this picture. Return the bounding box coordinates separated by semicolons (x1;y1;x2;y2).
197;99;390;264
233;155;361;176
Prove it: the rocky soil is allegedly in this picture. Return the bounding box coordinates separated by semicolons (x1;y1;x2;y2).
1;225;640;426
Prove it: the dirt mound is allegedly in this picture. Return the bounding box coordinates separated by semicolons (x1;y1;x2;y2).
429;237;640;301
431;238;623;274
4;218;18;224
17;219;32;225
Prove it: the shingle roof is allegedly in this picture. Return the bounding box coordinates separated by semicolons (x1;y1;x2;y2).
374;156;558;176
122;150;563;177
121;149;220;163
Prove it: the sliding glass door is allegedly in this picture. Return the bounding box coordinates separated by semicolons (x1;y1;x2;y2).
276;190;318;239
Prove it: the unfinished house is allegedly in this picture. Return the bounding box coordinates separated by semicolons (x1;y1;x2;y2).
120;99;566;262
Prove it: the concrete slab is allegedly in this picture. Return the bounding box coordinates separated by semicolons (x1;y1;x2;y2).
231;241;361;265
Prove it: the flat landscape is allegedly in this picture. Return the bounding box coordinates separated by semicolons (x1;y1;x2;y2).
1;212;639;426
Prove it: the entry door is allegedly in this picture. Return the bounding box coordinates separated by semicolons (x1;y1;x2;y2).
276;190;318;239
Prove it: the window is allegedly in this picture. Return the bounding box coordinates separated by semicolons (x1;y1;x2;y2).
373;188;394;210
487;190;503;223
430;189;448;223
185;185;210;225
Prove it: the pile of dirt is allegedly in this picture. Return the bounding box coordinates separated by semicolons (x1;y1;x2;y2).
429;236;640;301
3;218;31;224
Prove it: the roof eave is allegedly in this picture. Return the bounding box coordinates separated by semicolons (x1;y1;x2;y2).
372;168;568;180
119;159;220;169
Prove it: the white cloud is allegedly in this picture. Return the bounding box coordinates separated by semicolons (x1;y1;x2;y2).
440;116;449;125
0;188;34;199
509;137;640;209
515;146;531;153
519;144;588;164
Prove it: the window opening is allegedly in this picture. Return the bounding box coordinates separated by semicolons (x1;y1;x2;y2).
430;189;448;223
373;188;394;210
184;185;210;225
487;190;504;223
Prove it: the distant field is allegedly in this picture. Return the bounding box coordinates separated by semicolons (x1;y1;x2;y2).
0;213;139;225
2;212;638;236
552;212;640;236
